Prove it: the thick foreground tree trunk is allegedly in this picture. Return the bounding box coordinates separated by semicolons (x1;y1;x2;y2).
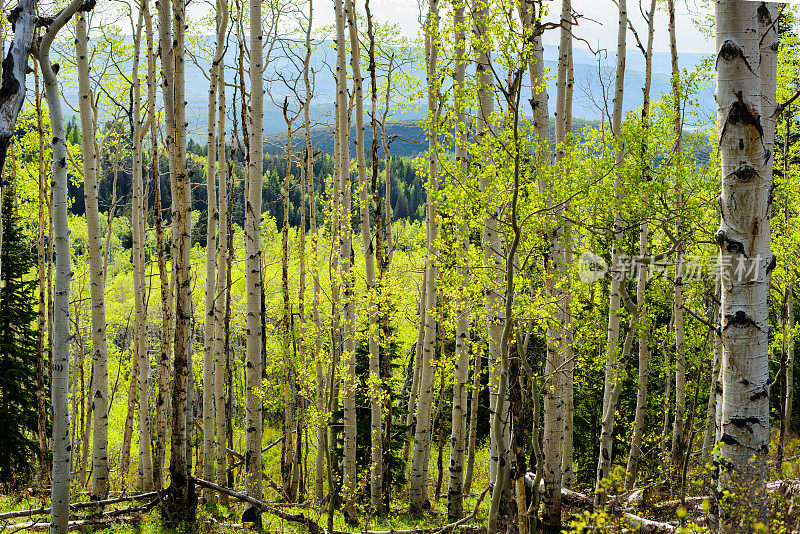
713;1;777;529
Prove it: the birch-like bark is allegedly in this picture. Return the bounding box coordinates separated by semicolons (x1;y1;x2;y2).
129;6;154;492
542;1;569;528
624;0;656;490
40;1;85;530
35;67;49;485
447;0;469;519
201;0;225;497
333;0;356;519
164;0;196;521
213;0;229;501
244;0;265;519
303;0;324;502
409;0;439;513
714;0;777;525
75;9;111;500
473;0;504;488
146;0;169;490
595;0;627;507
404;276;426;463
120;347;138;487
345;0;380;509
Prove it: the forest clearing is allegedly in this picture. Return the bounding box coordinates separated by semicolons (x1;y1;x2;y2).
1;0;800;532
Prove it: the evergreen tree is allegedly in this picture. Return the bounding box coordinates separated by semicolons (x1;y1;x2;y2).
0;190;40;487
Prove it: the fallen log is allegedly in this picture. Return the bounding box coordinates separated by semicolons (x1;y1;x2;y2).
0;492;159;520
192;477;488;534
2;499;158;531
192;477;326;534
561;488;676;534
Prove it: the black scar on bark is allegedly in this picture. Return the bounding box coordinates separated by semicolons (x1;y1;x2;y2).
728;164;759;182
758;2;772;26
716;40;754;74
715;230;747;257
722;91;764;142
724;310;760;330
730;416;760;429
750;386;769;401
720;433;741;446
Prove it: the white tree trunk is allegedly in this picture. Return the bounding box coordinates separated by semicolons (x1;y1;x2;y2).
714;0;777;525
447;0;469;519
213;0;229;501
40;2;86;531
595;0;627;507
624;0;656;491
75;10;111;501
245;0;265;518
129;6;154;492
202;0;226;498
409;0;440;514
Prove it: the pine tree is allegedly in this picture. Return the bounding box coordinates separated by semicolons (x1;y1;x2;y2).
0;190;40;487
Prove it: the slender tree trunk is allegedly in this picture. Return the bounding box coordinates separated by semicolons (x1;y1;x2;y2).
702;289;721;465
35;65;50;486
713;1;777;526
345;0;381;509
409;0;440;513
120;348;138;487
542;1;570;528
404;275;426;463
202;0;225;499
280;116;296;502
784;108;795;437
145;0;169;491
76;9;111;501
213;0;229;501
244;0;265;521
303;0;324;502
474;0;503;489
463;349;481;495
595;0;627;508
129;7;154;492
333;0;356;520
40;2;85;529
447;0;469;519
624;0;656;491
163;0;197;521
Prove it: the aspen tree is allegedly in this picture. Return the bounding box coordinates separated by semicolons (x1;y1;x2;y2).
213;0;229;500
404;278;426;463
40;1;88;530
541;1;570;528
130;5;154;492
714;0;777;525
447;0;469;519
595;0;627;507
244;0;265;520
202;0;226;497
409;0;440;513
333;0;357;520
303;0;326;503
34;66;49;485
161;0;196;520
146;0;170;488
624;0;657;490
473;0;504;488
75;8;111;500
344;0;381;509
